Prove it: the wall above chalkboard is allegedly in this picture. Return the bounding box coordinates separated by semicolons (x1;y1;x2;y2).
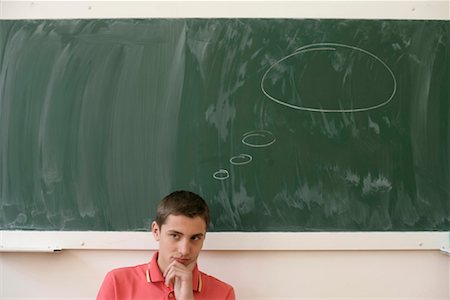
0;19;448;231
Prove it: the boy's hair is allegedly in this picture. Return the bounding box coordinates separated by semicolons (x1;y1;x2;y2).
155;190;210;229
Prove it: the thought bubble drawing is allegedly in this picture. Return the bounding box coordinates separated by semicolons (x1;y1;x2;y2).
230;154;253;165
242;130;276;148
261;43;397;113
213;169;230;180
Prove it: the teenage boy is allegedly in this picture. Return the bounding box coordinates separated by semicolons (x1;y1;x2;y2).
97;190;235;300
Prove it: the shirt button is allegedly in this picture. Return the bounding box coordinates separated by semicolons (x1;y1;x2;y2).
168;292;173;298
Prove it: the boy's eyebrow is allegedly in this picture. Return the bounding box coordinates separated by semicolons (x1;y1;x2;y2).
167;230;183;235
166;230;205;238
192;233;205;238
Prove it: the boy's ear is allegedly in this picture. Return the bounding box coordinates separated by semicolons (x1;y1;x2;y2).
152;221;160;241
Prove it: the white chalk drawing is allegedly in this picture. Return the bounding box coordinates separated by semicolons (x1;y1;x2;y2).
230;154;253;165
260;43;397;113
242;130;276;148
213;169;230;180
213;130;275;179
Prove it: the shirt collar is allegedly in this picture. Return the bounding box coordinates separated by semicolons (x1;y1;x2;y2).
148;252;202;292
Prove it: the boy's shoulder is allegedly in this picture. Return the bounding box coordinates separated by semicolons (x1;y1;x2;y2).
199;271;234;294
107;263;147;279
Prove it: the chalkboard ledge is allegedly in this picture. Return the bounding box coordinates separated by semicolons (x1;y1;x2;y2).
1;231;449;252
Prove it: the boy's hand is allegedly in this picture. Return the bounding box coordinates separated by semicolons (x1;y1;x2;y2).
164;260;196;300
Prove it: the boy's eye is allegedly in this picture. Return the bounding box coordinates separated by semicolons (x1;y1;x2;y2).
170;234;180;239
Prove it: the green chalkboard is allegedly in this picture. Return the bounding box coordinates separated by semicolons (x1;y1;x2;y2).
0;19;448;231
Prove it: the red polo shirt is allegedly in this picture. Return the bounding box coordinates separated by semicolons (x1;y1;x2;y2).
97;252;235;300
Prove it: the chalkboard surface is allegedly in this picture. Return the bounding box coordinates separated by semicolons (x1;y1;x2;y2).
0;19;448;231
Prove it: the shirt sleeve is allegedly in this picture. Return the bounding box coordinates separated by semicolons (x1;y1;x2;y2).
96;271;116;300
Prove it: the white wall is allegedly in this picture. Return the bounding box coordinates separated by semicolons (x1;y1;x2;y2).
0;232;449;299
0;249;449;300
0;1;449;299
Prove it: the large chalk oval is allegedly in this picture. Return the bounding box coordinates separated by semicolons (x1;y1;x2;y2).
261;43;397;113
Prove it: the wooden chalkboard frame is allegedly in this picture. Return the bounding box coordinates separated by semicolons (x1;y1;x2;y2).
1;231;449;252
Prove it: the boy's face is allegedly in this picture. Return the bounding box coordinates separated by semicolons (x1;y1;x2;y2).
152;214;206;273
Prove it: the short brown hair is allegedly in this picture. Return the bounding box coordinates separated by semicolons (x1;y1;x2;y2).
155;191;210;229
